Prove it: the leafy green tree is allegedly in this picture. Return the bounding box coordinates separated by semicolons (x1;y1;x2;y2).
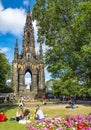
32;0;91;95
72;1;91;94
0;51;13;92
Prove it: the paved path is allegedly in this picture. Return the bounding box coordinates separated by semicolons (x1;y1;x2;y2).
0;100;91;109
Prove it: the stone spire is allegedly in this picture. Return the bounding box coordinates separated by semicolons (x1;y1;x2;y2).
22;7;35;59
25;7;32;28
14;39;18;60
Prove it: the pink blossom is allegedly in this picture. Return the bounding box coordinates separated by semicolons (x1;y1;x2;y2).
26;114;91;130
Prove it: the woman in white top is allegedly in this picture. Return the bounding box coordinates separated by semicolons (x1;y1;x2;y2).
35;105;44;120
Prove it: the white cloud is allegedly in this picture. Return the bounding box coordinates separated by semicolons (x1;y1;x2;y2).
23;0;29;7
0;3;26;36
0;47;10;53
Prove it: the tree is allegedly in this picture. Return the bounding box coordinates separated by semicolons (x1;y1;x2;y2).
72;1;91;94
0;51;13;92
32;0;91;95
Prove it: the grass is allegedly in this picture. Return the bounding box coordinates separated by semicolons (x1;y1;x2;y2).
0;103;91;130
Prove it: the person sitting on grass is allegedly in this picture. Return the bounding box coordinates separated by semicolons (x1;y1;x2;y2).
34;105;44;120
16;107;24;121
10;107;30;121
65;102;78;109
24;107;30;120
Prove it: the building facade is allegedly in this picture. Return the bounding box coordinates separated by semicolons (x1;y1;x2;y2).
12;9;45;98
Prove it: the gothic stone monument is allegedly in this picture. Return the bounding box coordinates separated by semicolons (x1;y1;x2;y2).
12;9;45;98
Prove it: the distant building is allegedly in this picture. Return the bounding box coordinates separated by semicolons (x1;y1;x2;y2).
12;8;45;97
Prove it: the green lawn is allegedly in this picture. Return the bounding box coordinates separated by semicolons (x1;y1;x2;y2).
0;103;91;130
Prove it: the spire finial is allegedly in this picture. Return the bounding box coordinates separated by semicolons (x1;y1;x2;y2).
14;39;18;59
28;5;30;12
15;39;18;47
25;5;32;26
27;5;31;16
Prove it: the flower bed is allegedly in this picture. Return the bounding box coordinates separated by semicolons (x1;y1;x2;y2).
24;99;36;103
26;114;91;130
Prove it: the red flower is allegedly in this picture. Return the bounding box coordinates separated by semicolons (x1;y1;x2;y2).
47;125;53;130
83;124;89;128
77;123;89;130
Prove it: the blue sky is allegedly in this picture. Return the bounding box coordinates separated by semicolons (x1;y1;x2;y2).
0;0;51;83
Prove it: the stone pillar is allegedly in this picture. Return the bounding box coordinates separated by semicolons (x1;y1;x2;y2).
12;63;19;94
39;65;45;90
32;74;37;91
19;72;24;96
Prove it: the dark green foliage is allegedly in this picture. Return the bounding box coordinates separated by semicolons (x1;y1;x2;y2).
0;86;14;93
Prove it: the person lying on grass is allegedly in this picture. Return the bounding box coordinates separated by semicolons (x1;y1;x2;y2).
65;102;78;109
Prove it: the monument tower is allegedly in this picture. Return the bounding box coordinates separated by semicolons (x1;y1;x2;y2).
12;8;45;97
